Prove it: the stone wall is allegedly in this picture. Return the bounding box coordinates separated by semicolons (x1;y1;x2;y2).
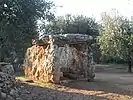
0;62;20;99
54;43;88;79
23;34;95;83
24;38;55;83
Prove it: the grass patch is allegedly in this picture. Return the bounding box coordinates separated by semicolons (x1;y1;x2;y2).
16;76;69;90
16;75;28;81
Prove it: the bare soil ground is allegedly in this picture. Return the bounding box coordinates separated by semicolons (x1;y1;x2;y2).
16;64;133;100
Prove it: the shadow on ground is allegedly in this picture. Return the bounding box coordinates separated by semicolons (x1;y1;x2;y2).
16;77;133;100
15;63;133;100
17;81;107;100
60;79;133;97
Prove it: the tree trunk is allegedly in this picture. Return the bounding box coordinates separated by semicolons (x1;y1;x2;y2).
127;50;132;73
128;60;132;73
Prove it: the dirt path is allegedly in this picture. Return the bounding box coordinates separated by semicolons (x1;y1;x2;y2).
17;64;133;100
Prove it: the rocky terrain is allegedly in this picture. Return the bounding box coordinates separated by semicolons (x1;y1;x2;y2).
0;62;21;100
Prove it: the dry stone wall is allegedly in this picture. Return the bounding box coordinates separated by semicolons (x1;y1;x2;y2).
54;43;88;79
23;34;95;83
24;44;55;83
0;62;20;100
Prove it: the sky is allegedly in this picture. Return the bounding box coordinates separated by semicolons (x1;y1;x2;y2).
52;0;133;21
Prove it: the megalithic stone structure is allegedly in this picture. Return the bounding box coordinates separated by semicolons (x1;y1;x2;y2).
23;34;95;83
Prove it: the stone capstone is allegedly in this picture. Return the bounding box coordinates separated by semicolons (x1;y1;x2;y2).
23;34;95;83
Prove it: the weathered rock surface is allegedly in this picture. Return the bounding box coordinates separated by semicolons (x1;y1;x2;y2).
0;62;19;100
0;62;14;75
24;34;95;83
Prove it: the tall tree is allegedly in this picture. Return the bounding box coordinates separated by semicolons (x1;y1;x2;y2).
0;0;54;63
98;10;133;72
44;15;99;37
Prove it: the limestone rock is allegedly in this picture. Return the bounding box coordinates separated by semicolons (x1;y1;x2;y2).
6;95;15;100
0;92;7;99
0;62;14;75
10;89;19;97
0;72;15;93
24;34;95;83
0;62;20;99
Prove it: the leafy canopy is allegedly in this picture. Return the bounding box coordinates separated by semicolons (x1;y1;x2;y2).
98;10;133;61
0;0;55;62
44;14;99;37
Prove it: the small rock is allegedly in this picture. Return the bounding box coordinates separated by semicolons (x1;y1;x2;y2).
10;89;19;97
0;92;7;98
25;91;30;94
6;95;14;100
0;83;3;87
10;89;16;96
16;97;22;100
20;86;24;88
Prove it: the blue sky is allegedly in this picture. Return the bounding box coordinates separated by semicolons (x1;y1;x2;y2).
52;0;133;21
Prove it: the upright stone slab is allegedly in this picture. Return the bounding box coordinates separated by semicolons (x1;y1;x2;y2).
23;34;95;83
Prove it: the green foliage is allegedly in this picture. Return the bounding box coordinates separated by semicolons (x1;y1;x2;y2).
98;10;133;72
0;0;55;62
44;14;99;36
